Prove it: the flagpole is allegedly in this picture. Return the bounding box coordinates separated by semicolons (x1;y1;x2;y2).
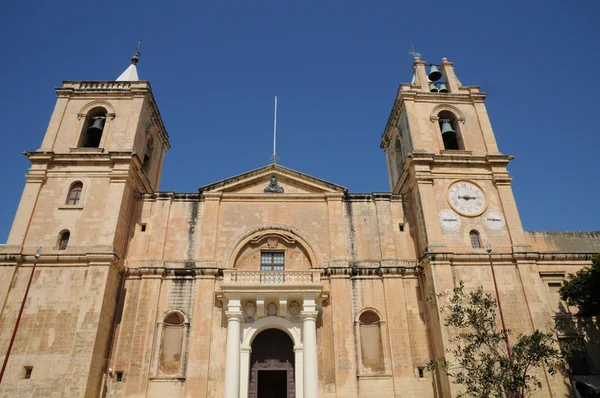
0;248;41;384
273;96;278;163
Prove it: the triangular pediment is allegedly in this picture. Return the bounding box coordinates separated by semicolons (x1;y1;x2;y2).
198;164;347;194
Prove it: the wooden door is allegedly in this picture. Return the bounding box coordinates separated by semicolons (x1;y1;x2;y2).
248;329;295;398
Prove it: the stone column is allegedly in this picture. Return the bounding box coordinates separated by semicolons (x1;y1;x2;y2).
302;296;319;397
223;297;242;398
294;346;304;398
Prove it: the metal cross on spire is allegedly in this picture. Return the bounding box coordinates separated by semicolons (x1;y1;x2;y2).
408;44;421;58
269;96;280;164
131;39;142;65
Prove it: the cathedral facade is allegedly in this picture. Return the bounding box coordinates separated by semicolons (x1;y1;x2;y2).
0;55;598;398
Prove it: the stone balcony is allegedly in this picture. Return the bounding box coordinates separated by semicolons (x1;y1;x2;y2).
218;269;326;304
222;269;321;285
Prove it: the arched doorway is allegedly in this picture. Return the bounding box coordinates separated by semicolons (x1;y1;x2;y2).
248;329;295;398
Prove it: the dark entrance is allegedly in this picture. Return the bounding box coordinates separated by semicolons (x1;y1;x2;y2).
248;329;295;398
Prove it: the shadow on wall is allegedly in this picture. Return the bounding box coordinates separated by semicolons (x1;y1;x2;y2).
554;302;600;397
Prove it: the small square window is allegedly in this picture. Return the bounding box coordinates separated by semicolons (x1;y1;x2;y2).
399;223;405;232
140;223;147;232
116;371;124;382
23;366;33;379
418;367;424;378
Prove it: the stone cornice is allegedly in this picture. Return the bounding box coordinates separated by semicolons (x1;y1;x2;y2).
419;251;596;264
139;191;403;203
198;163;347;194
125;267;220;278
323;263;421;278
22;151;152;192
0;252;120;267
25;150;134;162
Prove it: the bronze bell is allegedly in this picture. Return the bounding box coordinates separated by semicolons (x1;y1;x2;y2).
438;83;449;93
441;121;459;150
440;121;456;135
83;117;106;147
428;65;442;81
429;83;439;93
87;117;105;134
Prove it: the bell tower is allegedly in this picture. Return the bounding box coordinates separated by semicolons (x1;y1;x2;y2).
381;56;527;256
381;56;531;397
0;49;169;397
6;49;170;253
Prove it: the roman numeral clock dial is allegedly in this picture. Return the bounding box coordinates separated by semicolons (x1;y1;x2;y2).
447;180;487;217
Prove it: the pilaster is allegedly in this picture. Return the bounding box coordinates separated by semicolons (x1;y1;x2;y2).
199;192;222;263
325;192;347;261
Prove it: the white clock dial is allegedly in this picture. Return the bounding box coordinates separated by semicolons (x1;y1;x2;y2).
439;209;461;231
483;209;505;231
447;181;487;217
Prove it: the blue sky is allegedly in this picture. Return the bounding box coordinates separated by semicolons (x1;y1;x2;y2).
0;0;598;242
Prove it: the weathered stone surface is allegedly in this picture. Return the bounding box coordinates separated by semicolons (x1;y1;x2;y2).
0;59;598;398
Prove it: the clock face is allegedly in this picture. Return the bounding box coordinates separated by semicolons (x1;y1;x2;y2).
483;209;505;231
439;209;461;231
447;181;487;217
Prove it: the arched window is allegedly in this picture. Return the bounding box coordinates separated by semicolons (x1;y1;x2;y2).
58;230;70;250
143;136;154;173
160;312;185;375
359;310;384;372
66;182;83;205
470;230;481;249
78;107;107;148
438;110;462;150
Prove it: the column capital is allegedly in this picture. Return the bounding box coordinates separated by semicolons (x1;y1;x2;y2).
301;311;318;321
225;311;243;322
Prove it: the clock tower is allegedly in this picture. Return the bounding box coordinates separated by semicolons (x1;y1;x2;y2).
380;56;534;396
381;56;527;257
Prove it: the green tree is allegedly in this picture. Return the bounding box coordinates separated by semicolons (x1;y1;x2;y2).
427;282;564;398
559;254;600;317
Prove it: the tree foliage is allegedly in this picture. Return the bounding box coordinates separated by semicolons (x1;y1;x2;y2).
559;254;600;317
427;282;564;398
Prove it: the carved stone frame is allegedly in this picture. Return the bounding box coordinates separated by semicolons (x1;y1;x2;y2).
149;309;190;380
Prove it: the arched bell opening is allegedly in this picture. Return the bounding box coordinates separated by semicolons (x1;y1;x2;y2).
78;107;107;148
438;110;463;151
249;328;295;398
393;136;403;169
143;135;154;174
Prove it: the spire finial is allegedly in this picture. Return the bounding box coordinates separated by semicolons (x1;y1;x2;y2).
131;39;142;65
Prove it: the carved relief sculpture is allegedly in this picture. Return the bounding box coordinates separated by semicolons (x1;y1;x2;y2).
267;302;278;316
264;176;284;193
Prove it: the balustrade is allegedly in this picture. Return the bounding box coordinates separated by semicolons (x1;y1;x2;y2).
222;270;320;284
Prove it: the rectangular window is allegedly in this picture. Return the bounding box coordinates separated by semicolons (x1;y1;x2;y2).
261;252;284;283
116;371;123;382
23;366;33;379
260;252;285;271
